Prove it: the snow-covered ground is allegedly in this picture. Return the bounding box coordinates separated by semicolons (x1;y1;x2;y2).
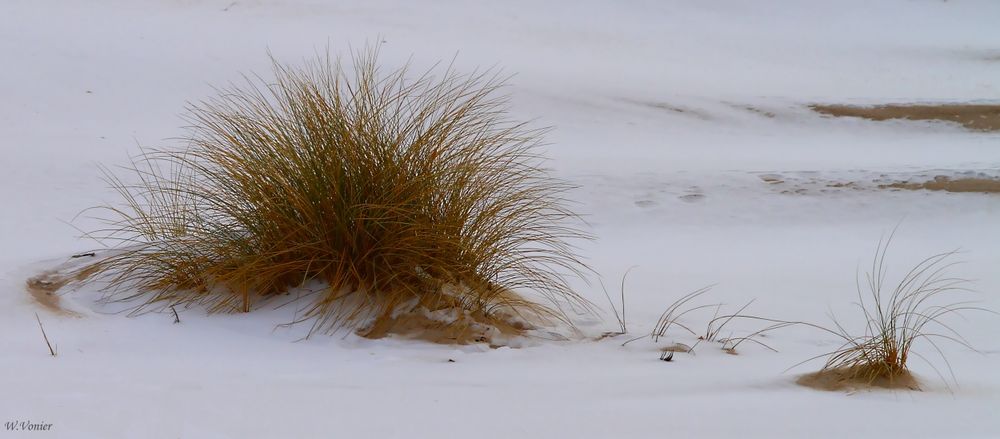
3;1;1000;437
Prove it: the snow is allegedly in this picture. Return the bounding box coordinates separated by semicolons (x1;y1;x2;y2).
2;0;1000;437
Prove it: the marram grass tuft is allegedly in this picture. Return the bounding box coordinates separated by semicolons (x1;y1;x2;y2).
798;233;986;391
77;48;592;341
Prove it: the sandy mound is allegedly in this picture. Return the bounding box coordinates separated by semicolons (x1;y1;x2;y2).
811;103;1000;132
880;176;1000;193
659;343;693;353
360;306;531;347
26;256;538;346
354;281;547;346
796;367;920;392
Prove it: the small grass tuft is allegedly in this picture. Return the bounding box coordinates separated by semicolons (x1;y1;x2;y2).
799;233;985;391
74;47;592;341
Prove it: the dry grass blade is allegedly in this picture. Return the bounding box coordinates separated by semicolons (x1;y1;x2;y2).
703;299;755;342
649;285;715;343
73;46;593;342
621;285;716;347
599;267;634;336
717;321;796;353
35;313;57;356
690;301;797;354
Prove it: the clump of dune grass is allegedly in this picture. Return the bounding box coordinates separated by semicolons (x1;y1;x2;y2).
75;47;592;341
798;235;984;391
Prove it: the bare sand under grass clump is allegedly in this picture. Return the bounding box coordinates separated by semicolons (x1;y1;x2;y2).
880;176;1000;194
71;48;592;344
25;265;97;316
811;103;1000;132
25;272;71;314
797;366;920;392
363;307;531;346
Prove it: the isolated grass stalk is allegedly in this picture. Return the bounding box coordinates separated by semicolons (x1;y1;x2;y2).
600;267;634;335
77;47;592;337
35;313;56;356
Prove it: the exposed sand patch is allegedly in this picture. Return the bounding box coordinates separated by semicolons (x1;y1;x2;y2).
361;307;529;347
25;272;70;313
880;176;1000;193
811;103;1000;132
746;170;1000;196
357;282;538;347
678;193;705;202
825;182;857;189
759;174;784;184
797;367;920;392
623;99;712;120
722;102;780;119
24;262;99;316
741;106;777;119
659;342;692;353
